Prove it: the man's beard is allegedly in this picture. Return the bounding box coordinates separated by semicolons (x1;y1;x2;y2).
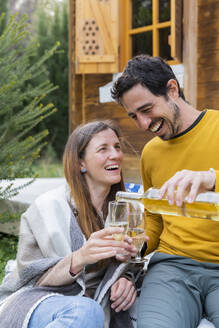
160;101;182;140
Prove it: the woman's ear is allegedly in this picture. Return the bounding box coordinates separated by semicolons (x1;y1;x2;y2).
166;79;179;100
80;161;87;173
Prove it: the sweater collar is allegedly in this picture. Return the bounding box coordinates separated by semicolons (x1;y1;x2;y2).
169;109;207;140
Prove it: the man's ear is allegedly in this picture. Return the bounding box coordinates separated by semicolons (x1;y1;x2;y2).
166;79;179;100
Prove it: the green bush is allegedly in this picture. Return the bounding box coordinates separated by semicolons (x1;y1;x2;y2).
0;13;59;199
0;233;18;283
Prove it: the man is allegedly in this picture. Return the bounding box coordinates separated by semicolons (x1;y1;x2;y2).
111;54;219;328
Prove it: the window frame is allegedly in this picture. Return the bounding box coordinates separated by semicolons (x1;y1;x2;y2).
119;0;181;71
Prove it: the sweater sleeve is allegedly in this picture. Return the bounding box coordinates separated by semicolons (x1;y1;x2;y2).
36;254;82;286
141;149;163;254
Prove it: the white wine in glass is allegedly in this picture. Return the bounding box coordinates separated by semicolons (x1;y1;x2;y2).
128;202;147;263
128;227;145;252
108;201;129;241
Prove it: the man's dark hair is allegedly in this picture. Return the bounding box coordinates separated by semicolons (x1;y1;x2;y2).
111;54;185;104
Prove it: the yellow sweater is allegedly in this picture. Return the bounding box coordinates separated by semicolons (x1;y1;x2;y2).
141;109;219;263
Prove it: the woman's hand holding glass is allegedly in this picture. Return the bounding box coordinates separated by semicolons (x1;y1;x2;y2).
71;227;136;274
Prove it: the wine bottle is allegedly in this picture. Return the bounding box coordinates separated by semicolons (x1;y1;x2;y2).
116;188;219;221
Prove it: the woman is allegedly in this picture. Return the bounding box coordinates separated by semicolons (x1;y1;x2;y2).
0;120;139;328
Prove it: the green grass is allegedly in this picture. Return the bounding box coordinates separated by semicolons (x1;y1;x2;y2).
32;158;64;178
32;145;64;178
0;232;18;283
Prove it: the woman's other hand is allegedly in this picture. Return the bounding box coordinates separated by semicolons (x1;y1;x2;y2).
110;277;137;312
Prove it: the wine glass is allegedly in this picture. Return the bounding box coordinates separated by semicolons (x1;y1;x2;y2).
128;201;147;263
108;200;129;241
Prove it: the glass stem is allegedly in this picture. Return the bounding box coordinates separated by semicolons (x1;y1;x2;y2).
135;250;141;260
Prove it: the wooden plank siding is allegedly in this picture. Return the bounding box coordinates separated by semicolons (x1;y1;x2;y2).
183;0;198;107
197;0;219;110
69;0;82;132
73;73;151;183
69;0;154;183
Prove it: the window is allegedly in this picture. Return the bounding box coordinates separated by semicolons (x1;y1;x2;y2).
119;0;182;70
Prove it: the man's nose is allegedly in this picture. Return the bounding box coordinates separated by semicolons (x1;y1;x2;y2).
137;114;151;131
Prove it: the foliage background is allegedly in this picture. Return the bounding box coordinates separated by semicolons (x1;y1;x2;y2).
2;0;69;160
0;0;68;279
33;0;69;159
0;233;18;282
0;12;60;200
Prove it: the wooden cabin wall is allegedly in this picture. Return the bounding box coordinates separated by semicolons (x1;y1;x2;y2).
71;73;151;183
69;1;152;183
197;0;219;110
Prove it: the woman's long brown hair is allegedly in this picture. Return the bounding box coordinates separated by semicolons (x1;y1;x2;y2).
63;120;125;240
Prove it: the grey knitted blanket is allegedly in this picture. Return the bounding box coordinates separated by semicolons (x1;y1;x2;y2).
0;185;139;328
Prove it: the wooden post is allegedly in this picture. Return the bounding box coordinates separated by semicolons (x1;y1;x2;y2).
68;0;75;133
183;0;198;107
69;0;83;133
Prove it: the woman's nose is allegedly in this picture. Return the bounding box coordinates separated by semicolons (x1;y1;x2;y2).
109;148;120;158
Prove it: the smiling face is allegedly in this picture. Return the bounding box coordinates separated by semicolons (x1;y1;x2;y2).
121;83;183;140
80;128;123;190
